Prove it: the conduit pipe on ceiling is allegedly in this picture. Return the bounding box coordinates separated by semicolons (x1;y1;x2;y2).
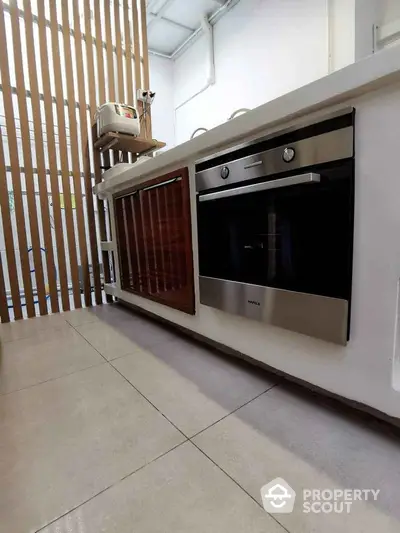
175;15;215;113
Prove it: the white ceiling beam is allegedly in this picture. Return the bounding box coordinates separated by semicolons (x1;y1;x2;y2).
171;0;240;59
148;12;194;32
148;0;241;60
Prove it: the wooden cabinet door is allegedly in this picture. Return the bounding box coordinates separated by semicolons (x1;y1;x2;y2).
114;167;195;314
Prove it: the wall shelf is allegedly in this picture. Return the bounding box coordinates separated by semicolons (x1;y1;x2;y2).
94;132;166;155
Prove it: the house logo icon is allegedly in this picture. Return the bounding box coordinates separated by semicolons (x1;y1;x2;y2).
260;478;296;514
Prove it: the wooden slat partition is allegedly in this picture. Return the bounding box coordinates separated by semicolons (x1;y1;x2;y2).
37;0;70;312
10;1;47;316
49;0;82;310
61;0;91;307
0;0;153;320
74;0;101;306
0;129;21;320
0;1;35;317
23;0;59;314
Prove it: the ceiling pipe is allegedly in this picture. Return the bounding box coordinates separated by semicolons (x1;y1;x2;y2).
148;0;240;59
175;16;215;112
170;0;236;59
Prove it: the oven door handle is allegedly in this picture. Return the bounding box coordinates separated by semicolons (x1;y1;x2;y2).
198;172;321;202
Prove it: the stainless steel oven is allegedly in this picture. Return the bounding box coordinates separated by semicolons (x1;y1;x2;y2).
196;109;355;345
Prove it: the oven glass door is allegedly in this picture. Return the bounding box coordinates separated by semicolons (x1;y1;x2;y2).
197;161;354;301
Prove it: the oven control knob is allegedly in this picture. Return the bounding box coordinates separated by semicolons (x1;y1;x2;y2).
220;166;230;179
282;147;295;163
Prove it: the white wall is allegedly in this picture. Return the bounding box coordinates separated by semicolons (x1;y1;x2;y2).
149;55;175;150
173;0;329;144
148;0;400;148
381;0;400;24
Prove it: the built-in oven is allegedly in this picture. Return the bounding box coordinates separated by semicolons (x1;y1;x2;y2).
196;109;355;345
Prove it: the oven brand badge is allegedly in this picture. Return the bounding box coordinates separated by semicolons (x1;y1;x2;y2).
248;300;261;306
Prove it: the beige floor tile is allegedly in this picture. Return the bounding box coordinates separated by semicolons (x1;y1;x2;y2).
0;326;104;394
0;313;68;342
0;364;185;533
40;442;283;533
75;321;142;360
113;348;274;437
62;308;100;327
193;387;400;533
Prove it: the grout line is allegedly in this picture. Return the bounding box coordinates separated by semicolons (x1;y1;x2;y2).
0;319;110;397
189;382;279;439
71;317;281;442
71;322;111;364
0;361;107;397
0;322;70;344
189;439;291;533
109;361;190;440
70;320;190;440
34;439;189;533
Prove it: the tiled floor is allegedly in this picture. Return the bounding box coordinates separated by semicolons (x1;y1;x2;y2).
1;304;400;532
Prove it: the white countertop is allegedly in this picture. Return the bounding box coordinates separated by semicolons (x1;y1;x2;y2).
96;44;400;198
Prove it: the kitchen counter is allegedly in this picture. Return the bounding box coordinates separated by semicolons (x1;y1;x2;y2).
96;44;400;421
96;44;400;199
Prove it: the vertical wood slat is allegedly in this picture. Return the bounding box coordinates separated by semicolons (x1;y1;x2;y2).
61;0;91;307
104;0;116;102
140;0;150;92
94;0;106;104
155;189;167;292
37;0;70;311
0;251;9;323
86;0;112;303
114;0;124;103
123;197;135;285
132;0;142;107
23;0;59;314
101;0;117;298
9;1;48;316
0;2;35;318
104;0;119;164
118;199;130;287
140;0;151;139
74;0;102;306
49;0;82;310
123;0;134;105
0;129;22;319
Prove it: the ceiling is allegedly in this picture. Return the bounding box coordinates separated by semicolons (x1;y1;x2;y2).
146;0;239;59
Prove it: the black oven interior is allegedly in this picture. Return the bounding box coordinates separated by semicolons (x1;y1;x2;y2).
198;159;354;302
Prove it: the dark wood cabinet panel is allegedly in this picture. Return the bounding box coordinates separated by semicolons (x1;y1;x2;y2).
114;167;195;314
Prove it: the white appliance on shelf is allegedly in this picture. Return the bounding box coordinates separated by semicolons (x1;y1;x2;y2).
96;103;140;137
